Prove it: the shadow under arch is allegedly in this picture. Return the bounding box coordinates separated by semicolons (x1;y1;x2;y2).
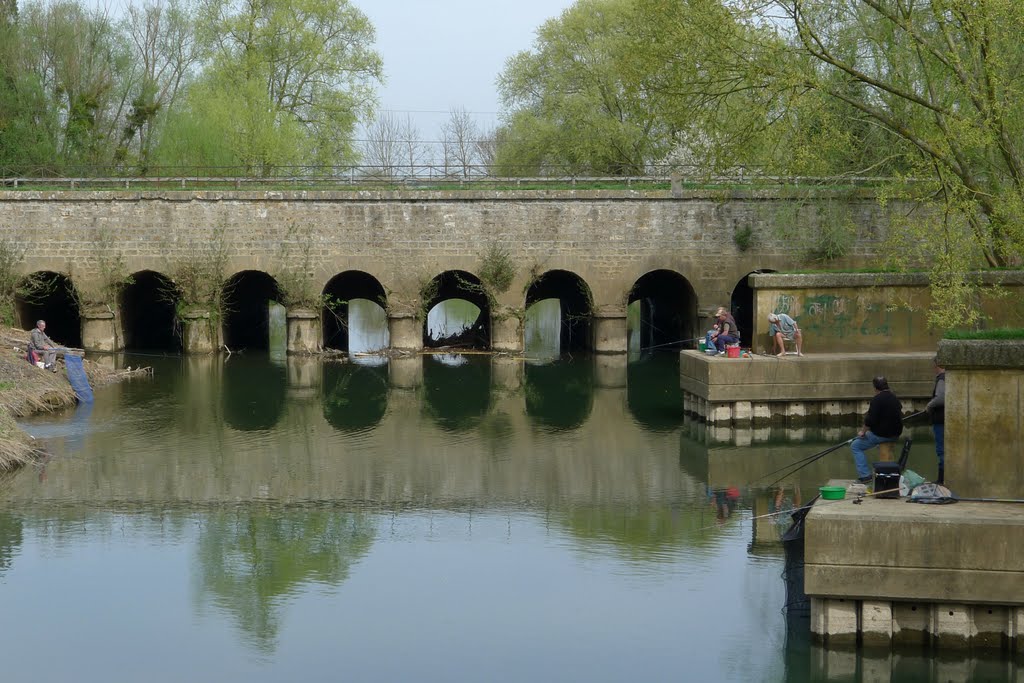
222;356;287;431
421;354;492;432
120;270;181;352
524;357;594;431
524;269;593;353
422;270;490;349
628;270;697;353
222;271;282;351
322;271;388;352
627;352;683;432
322;361;390;433
731;269;776;345
14;271;82;348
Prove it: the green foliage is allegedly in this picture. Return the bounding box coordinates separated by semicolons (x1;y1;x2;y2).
944;328;1024;340
733;224;753;252
478;245;515;294
0;238;23;326
168;225;229;315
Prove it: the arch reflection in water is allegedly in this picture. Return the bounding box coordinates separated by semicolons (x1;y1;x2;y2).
223;356;287;431
195;508;375;653
322;360;389;433
421;354;492;432
523;357;594;431
627;352;684;432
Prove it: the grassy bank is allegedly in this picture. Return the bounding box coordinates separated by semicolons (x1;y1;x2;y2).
0;326;127;470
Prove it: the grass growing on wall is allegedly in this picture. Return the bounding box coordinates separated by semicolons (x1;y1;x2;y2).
944;328;1024;340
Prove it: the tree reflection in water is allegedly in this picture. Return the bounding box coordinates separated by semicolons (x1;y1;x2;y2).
0;510;23;575
195;508;374;653
322;361;389;433
421;355;492;432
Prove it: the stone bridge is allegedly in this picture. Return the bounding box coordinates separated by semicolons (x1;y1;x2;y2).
0;189;894;353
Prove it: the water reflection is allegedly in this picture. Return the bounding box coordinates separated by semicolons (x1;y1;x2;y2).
322;361;389;433
421;354;492;431
195;508;374;652
524;357;593;430
0;511;22;574
223;355;287;431
627;353;684;431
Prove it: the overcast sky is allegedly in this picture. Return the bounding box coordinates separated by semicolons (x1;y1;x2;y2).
359;0;575;138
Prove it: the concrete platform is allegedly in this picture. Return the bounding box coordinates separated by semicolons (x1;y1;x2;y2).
679;350;934;425
805;483;1024;650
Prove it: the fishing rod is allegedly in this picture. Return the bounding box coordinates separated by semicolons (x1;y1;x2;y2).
755;410;930;488
641;336;701;351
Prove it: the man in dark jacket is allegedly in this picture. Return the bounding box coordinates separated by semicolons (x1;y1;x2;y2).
850;376;903;483
926;358;945;484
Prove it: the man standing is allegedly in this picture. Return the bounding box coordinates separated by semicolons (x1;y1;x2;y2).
926;358;945;484
30;319;59;372
850;376;903;483
767;312;803;356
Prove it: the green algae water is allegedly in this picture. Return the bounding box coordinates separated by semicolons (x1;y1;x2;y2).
0;353;1018;682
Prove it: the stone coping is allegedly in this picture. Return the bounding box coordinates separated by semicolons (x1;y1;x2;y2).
938;339;1024;369
749;271;1024;288
0;187;882;202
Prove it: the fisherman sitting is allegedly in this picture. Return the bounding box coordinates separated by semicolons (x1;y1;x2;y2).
768;312;803;356
29;319;62;372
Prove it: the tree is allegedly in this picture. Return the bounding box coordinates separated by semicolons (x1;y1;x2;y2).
117;0;201;171
361;112;423;179
157;0;382;174
440;106;481;177
496;0;684;176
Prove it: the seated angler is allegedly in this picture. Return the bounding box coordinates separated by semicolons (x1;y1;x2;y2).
768;312;803;356
711;307;740;354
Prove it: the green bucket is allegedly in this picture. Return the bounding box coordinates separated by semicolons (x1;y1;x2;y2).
819;485;846;500
698;341;707;351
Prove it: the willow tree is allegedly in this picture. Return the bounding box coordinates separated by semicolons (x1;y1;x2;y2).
155;0;382;174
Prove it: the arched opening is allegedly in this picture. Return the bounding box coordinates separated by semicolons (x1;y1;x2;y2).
120;270;182;352
422;270;490;349
222;271;282;351
730;269;775;346
14;271;82;348
627;270;697;354
322;271;388;353
422;354;492;431
524;270;593;356
322;362;389;433
524;357;594;430
222;356;286;431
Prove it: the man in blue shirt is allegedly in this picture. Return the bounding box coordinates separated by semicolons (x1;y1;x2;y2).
768;312;803;356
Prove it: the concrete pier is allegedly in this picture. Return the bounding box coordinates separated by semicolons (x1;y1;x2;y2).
805;484;1024;651
680;351;933;425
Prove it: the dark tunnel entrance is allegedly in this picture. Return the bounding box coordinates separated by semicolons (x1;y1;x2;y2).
627;270;697;354
222;271;282;351
120;270;182;352
730;270;774;345
422;270;490;349
14;271;82;348
524;270;593;354
322;271;388;352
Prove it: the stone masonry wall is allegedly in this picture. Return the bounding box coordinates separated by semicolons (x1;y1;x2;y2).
0;189;897;313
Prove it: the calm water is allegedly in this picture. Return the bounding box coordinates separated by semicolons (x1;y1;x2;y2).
0;353;1017;682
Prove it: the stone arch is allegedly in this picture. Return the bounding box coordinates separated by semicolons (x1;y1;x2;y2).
524;357;594;430
321;271;388;353
421;354;492;431
730;269;776;344
120;270;181;352
627;270;698;353
524;270;593;354
422;270;490;349
14;271;82;348
222;270;283;351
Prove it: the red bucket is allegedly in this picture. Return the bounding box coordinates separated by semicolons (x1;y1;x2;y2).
726;345;741;358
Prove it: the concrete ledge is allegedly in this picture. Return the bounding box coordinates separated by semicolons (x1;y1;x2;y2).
938;339;1024;369
679;351;933;424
